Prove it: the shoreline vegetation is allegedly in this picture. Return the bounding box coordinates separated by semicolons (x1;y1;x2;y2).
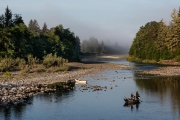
127;56;180;76
126;56;180;65
140;66;180;76
0;55;131;84
126;7;180;77
128;7;180;65
1;55;180;83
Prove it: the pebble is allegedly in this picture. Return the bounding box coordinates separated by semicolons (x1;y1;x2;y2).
0;80;75;107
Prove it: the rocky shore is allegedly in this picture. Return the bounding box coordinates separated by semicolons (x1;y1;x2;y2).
140;66;180;76
0;80;76;107
0;62;133;107
0;82;52;106
1;60;180;107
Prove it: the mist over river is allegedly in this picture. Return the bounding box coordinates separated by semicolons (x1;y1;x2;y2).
0;57;180;120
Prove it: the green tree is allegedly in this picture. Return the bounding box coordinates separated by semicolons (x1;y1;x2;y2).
99;40;105;54
129;21;160;61
4;6;13;27
81;40;88;53
42;22;48;34
88;37;99;53
10;24;28;58
13;14;24;25
0;14;5;28
168;9;180;54
28;19;41;34
0;28;14;57
74;36;81;57
54;25;80;61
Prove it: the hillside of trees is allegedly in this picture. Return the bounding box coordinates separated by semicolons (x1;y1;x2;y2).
0;6;81;62
81;37;124;55
128;8;180;63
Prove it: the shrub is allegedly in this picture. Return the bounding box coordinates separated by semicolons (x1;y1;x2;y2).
0;57;15;72
43;53;68;68
15;57;26;69
27;54;39;67
174;56;180;62
4;71;13;80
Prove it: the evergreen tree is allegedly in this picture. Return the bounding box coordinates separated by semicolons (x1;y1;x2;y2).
0;28;14;57
156;20;168;59
100;40;105;54
13;14;24;25
75;36;81;55
89;37;99;53
28;19;40;34
129;7;180;62
0;14;5;28
0;6;81;61
10;24;29;58
81;40;88;53
4;6;13;27
42;22;48;34
165;9;180;54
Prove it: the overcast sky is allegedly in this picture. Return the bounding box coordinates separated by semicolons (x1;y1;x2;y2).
0;0;180;48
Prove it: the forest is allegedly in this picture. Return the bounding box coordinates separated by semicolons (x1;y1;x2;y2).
81;37;123;55
0;6;81;72
128;7;180;63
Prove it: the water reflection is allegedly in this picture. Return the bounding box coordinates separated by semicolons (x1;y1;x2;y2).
124;103;140;110
135;75;180;114
0;90;75;120
1;57;180;120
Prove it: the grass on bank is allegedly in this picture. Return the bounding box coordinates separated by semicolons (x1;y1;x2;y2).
126;55;180;64
0;54;69;80
126;56;158;63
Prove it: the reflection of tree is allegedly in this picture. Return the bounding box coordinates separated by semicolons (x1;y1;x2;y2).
135;75;180;114
0;98;33;120
13;105;26;119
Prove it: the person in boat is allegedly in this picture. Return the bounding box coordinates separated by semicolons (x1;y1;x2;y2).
131;92;135;99
136;91;140;100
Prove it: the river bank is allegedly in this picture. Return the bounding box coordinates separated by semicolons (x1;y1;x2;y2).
1;59;180;106
126;56;180;76
140;66;180;76
0;61;133;106
0;62;133;84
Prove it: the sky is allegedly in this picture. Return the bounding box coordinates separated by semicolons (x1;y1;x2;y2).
0;0;180;49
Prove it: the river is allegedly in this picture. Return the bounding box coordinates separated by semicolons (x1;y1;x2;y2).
0;57;180;120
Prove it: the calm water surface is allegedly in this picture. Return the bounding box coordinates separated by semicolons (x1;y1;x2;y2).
0;58;180;120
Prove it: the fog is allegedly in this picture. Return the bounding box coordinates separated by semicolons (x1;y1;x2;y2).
1;0;179;55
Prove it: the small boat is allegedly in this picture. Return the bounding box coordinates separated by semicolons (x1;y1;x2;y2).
75;79;87;84
124;97;141;104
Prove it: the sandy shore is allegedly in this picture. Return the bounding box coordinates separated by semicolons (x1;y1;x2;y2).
0;62;134;85
98;56;122;59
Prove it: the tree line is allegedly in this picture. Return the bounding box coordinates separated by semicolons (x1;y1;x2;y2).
129;7;180;62
0;6;81;62
81;37;122;55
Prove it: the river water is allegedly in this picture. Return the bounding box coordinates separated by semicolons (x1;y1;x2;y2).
1;57;180;120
